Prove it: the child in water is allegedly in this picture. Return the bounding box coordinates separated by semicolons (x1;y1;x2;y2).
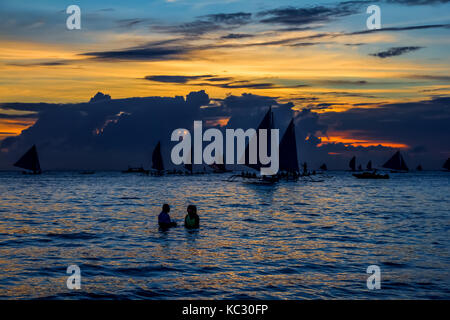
184;205;200;229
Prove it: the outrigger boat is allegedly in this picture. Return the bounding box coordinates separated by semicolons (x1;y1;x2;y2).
230;107;280;185
14;145;42;175
122;166;149;174
353;171;389;179
229;108;305;184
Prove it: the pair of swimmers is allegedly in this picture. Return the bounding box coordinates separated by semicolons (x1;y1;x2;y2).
158;204;199;229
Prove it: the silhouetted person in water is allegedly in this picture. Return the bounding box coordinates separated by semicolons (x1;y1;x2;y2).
158;204;177;229
184;205;199;229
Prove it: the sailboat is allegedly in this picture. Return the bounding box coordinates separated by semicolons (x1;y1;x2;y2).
14;145;42;174
278;118;300;180
319;163;328;171
367;160;372;171
349;156;356;171
443;158;450;171
150;141;164;176
416;164;423;171
382;151;409;172
238;107;279;184
184;144;193;174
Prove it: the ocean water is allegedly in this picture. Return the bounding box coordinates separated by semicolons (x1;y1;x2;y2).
0;171;448;299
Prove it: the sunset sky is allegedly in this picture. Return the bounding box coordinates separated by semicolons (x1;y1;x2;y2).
0;0;449;169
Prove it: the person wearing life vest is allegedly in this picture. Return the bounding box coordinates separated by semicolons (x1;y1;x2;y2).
184;205;199;229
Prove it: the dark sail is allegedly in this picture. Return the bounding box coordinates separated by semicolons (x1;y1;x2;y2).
367;160;372;171
416;164;423;171
14;145;41;173
151;141;164;171
320;163;327;171
349;156;356;171
443;158;450;171
279;119;299;172
184;144;193;173
244;107;274;171
382;151;409;171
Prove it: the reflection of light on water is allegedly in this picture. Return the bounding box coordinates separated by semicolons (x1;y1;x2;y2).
0;171;448;298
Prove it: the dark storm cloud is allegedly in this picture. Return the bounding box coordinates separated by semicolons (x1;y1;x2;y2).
1;92;448;170
370;46;423;58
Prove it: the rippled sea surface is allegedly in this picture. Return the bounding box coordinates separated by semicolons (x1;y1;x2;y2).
0;171;449;299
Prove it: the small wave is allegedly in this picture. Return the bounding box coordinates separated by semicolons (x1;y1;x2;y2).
46;232;99;240
293;202;309;206
382;261;408;267
115;265;179;276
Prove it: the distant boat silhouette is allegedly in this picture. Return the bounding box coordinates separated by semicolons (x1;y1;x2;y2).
122;166;148;174
367;160;372;171
210;161;231;173
416;164;423;171
80;170;95;175
443;158;450;171
320;163;327;171
349;156;356;171
151;141;164;175
382;151;409;172
14;145;41;174
358;164;362;171
353;172;389;179
279;118;300;174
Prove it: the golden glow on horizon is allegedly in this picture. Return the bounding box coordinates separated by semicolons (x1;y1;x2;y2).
318;135;409;149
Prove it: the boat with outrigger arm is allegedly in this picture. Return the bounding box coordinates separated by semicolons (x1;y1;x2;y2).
226;107;324;184
352;151;409;179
